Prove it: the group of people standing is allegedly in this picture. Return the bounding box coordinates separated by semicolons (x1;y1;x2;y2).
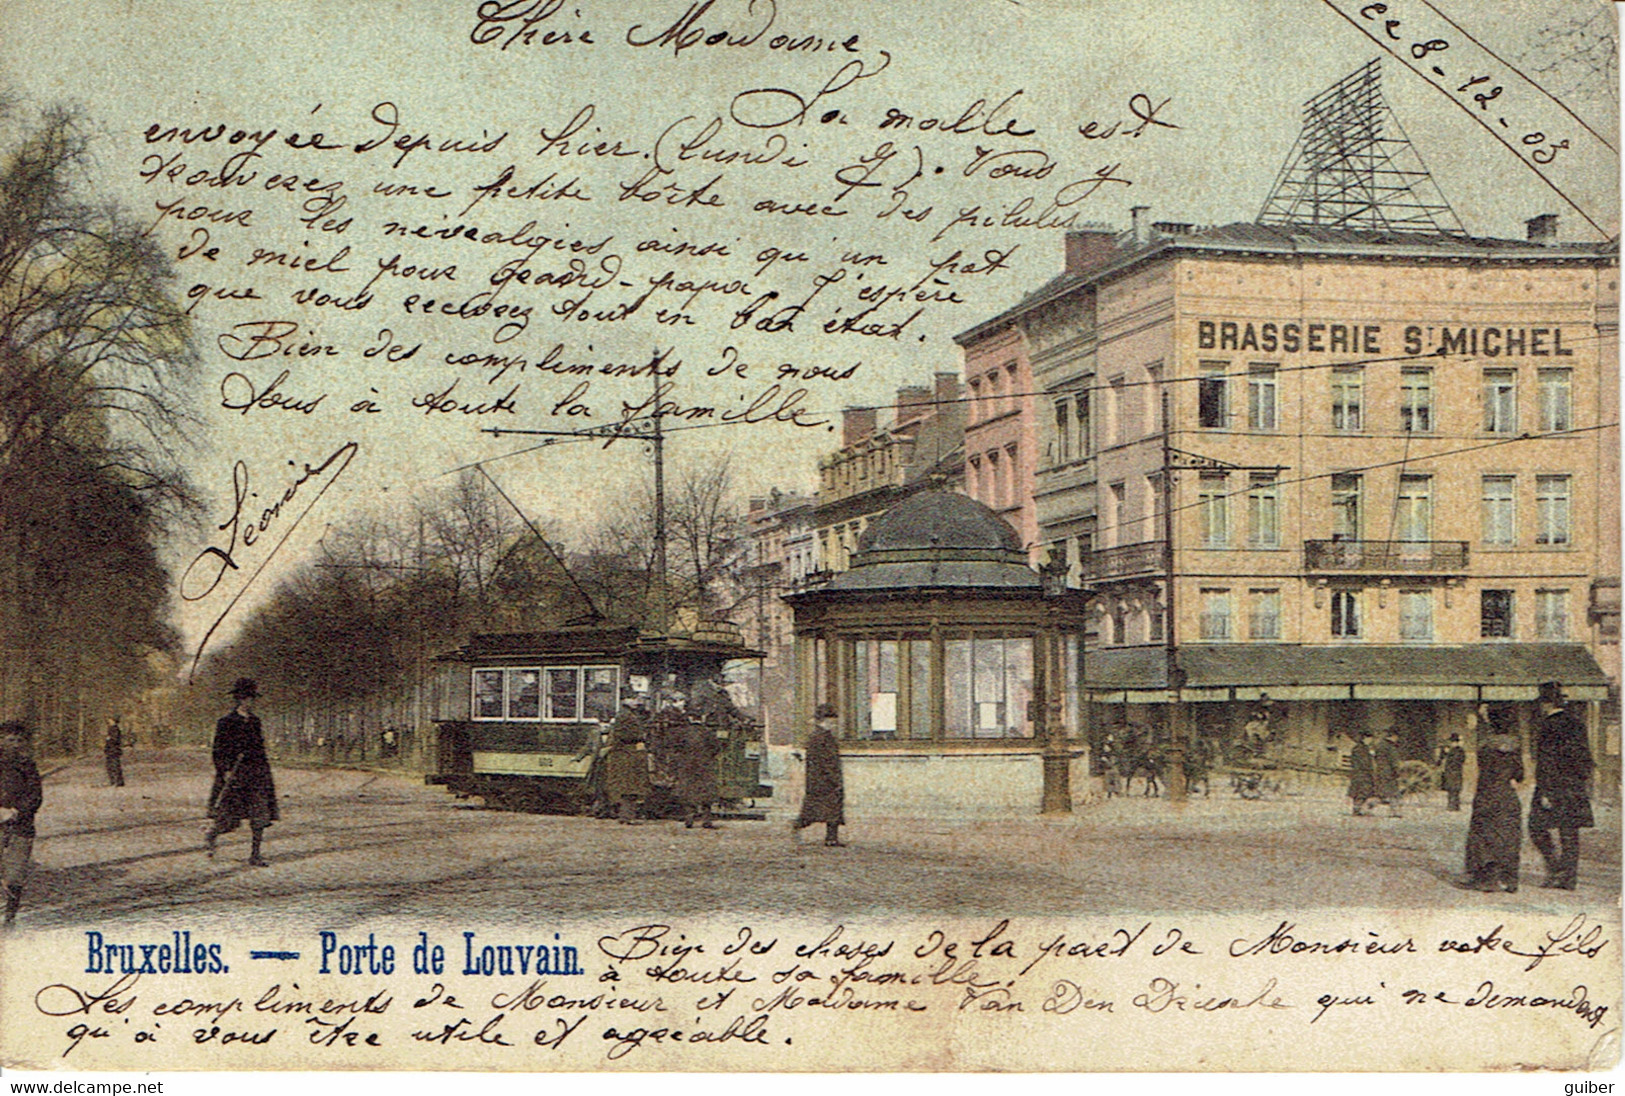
598;694;726;829
1345;681;1595;893
1454;681;1595;893
1346;730;1406;816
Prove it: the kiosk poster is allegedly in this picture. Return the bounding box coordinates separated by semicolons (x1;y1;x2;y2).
0;0;1618;1077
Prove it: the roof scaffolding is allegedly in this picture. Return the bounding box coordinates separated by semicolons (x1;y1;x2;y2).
1258;59;1465;236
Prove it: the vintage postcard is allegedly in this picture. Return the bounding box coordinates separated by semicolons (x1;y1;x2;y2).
0;0;1618;1080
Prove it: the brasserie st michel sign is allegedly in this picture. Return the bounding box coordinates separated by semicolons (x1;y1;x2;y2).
1195;319;1579;358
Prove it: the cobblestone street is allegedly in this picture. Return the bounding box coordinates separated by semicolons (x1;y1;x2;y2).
13;747;1619;933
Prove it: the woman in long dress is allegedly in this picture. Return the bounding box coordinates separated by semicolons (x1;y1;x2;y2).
1460;703;1524;893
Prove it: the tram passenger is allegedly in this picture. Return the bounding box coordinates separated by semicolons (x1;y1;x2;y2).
604;697;653;823
674;699;721;830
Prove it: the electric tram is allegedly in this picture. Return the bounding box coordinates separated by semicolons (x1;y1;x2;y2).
427;619;770;815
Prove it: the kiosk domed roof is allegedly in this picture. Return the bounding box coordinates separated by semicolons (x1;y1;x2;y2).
808;490;1039;595
856;490;1025;556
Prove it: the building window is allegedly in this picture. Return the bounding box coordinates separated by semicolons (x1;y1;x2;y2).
1006;362;1018;415
1481;475;1516;546
1053;398;1072;464
1109;374;1128;445
987;449;1002;509
1535;474;1571;546
986;370;1002;417
1248;364;1278;431
1483;369;1518;434
1199;362;1229;429
1539;368;1572;432
1005;444;1020;510
1247;474;1280;548
1200;588;1232;640
1249;588;1282;640
944;635;1034;739
968;456;982;500
1399;590;1434;642
1396;474;1432;543
1481;589;1514;638
968;378;982;424
1145;474;1162;541
1075;391;1091;454
1148;598;1166;643
1331;590;1361;638
1400;367;1433;432
1199;472;1229;547
1536;589;1570;639
1110;603;1127;645
1146;363;1165;433
1331;473;1361;540
1331;367;1363;431
1108;481;1127;547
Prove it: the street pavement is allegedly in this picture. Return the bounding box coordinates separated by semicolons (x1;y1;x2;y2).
11;748;1618;932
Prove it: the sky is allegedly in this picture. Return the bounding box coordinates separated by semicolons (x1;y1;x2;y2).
0;0;1616;656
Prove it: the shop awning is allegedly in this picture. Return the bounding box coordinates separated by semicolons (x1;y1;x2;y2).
1083;644;1613;702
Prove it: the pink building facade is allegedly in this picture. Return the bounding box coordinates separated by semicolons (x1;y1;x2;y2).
955;322;1040;561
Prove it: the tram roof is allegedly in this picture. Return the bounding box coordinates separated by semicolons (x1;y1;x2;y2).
437;623;763;663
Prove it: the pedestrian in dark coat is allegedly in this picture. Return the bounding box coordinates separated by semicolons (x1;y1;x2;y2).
1438;733;1465;811
0;721;42;929
1528;681;1593;890
1372;731;1402;816
675;714;720;830
104;717;125;788
794;703;846;846
1458;704;1523;893
204;678;277;866
602;701;652;823
1347;733;1376;815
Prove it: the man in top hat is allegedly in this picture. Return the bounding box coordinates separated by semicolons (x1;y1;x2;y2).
104;717;125;788
204;678;278;866
1437;732;1465;812
0;720;42;928
1529;680;1593;889
794;703;846;847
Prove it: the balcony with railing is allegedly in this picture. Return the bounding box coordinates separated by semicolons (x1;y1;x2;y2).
1081;540;1165;582
1304;539;1469;572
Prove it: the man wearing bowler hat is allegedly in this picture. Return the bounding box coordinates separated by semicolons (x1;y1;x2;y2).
204;678;278;866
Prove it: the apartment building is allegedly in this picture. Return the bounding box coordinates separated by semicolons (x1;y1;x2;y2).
971;216;1619;775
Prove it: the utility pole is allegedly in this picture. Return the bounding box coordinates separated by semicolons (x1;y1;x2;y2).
1162;390;1188;800
652;365;668;638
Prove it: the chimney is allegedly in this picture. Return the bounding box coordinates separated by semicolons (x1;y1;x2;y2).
1526;213;1559;244
1152;221;1194;237
1064;225;1118;274
842;406;877;447
894;384;932;428
1130;205;1151;243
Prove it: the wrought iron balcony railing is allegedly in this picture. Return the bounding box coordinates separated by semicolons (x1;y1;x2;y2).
1080;540;1165;582
1303;539;1469;572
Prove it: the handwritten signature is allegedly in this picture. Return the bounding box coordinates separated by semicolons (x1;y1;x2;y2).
181;440;360;674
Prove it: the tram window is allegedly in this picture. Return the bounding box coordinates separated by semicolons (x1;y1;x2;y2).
508;669;540;719
474;670;505;719
583;667;619;722
546;668;580;720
